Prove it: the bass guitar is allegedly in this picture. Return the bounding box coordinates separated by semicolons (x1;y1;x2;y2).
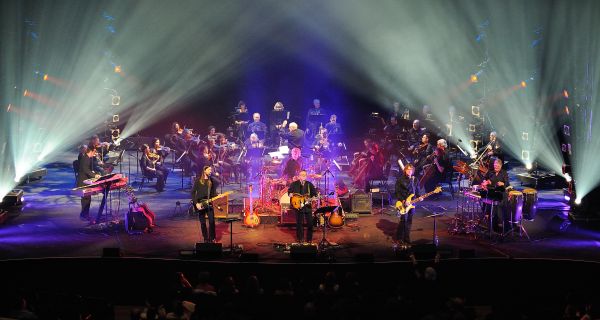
243;184;260;227
196;191;233;211
395;186;442;215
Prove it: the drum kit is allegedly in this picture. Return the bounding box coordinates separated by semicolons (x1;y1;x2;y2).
450;184;534;240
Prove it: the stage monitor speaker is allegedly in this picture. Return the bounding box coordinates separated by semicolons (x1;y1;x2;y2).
351;190;372;213
290;244;317;261
213;195;229;218
102;247;122;257
126;210;149;234
195;242;223;259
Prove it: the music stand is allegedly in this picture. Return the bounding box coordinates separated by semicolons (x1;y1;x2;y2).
313;205;339;250
223;217;243;255
422;205;447;247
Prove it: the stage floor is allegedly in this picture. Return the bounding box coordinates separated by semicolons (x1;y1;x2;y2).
2;151;599;263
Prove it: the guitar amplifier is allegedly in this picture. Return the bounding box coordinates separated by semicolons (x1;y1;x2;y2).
351;190;372;213
280;208;296;225
213;194;229;218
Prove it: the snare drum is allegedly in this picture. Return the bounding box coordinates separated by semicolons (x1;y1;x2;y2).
522;188;538;220
508;190;524;223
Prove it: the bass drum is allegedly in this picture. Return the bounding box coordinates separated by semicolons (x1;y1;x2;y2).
522;188;538;220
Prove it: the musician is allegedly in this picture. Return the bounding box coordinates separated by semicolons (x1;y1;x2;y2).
214;134;235;181
281;147;303;181
233;101;251;140
481;158;510;233
174;129;200;174
172;122;184;136
279;122;305;149
192;166;220;243
421;139;450;193
89;135;112;175
269;101;288;146
141;144;167;192
485;131;504;168
247;113;267;141
288;170;318;243
351;143;385;191
411;133;434;179
395;164;418;244
206;126;219;145
306;98;328;138
407;120;426;147
151;137;171;161
244;133;264;149
324;114;342;136
77;146;101;222
312;126;330;155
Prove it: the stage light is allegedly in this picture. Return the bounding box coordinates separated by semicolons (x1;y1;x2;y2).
564;195;571;202
575;198;581;205
6;104;11;112
563;125;570;136
522;150;530;161
522;132;528;141
112;114;119;122
43;74;48;81
111;128;120;141
525;162;532;170
470;74;478;83
565;106;569;115
563;90;569;99
23;89;28;96
111;95;120;106
114;65;122;73
520;81;527;88
471;105;480;117
564;173;572;183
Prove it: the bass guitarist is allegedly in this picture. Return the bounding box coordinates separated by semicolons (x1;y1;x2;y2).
394;164;418;245
287;170;318;243
192;166;220;243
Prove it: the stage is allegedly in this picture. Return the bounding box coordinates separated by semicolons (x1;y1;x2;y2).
1;151;598;264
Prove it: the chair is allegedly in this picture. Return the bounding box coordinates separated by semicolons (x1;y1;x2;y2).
138;158;155;191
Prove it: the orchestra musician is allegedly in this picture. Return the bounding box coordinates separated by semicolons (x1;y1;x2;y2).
206;126;219;146
191;166;220;243
324;114;342;137
233;100;250;140
484;131;504;168
279;122;305;149
244;133;264;150
173;129;201;175
411;133;434;181
172;122;184;137
88;135;112;175
77;146;101;222
420;139;449;193
351;142;385;191
281;147;303;182
481;158;511;234
269;101;288;146
247;113;268;142
214;134;235;182
287;170;318;243
395;164;418;244
151;137;171;162
141;144;167;192
407;120;426;147
306;98;328;139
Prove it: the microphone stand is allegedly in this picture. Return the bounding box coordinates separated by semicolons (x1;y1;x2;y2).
321;160;335;204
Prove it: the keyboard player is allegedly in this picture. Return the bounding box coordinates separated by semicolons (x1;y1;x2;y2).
78;146;101;222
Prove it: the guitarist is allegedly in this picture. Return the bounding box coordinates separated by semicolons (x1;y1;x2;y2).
395;164;418;245
192;166;220;243
287;170;318;243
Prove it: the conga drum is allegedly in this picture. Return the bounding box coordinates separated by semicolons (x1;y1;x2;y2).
508;190;524;224
522;188;538;220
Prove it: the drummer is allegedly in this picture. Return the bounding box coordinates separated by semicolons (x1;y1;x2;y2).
481;158;511;234
281;147;303;182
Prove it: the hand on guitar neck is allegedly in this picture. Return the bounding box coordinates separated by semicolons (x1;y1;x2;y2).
395;186;442;215
195;191;233;211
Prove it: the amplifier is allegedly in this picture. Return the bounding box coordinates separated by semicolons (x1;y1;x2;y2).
195;242;223;259
351;190;372;213
213;194;229;218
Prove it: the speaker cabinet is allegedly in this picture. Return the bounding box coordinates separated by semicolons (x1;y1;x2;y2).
195;242;223;259
213;194;229;218
351;190;372;213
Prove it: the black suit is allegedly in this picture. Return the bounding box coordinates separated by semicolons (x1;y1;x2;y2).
395;174;418;243
140;155;167;192
191;176;220;242
280;129;305;149
482;169;510;233
77;153;99;220
288;180;318;242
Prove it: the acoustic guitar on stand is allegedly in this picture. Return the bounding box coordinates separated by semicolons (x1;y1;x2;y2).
395;186;442;215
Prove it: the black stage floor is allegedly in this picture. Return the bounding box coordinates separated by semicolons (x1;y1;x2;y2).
2;151;599;263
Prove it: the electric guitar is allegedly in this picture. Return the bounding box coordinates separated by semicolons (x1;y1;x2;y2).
395;186;442;215
290;193;321;209
195;191;233;210
243;184;260;227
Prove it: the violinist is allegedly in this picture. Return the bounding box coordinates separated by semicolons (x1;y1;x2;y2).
172;122;184;137
411;133;434;179
174;129;200;175
206;126;219;145
141;144;166;192
481;158;510;233
88;135;113;175
214;134;235;182
150;137;170;183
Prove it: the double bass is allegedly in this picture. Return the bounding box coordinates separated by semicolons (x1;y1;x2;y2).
419;147;444;189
